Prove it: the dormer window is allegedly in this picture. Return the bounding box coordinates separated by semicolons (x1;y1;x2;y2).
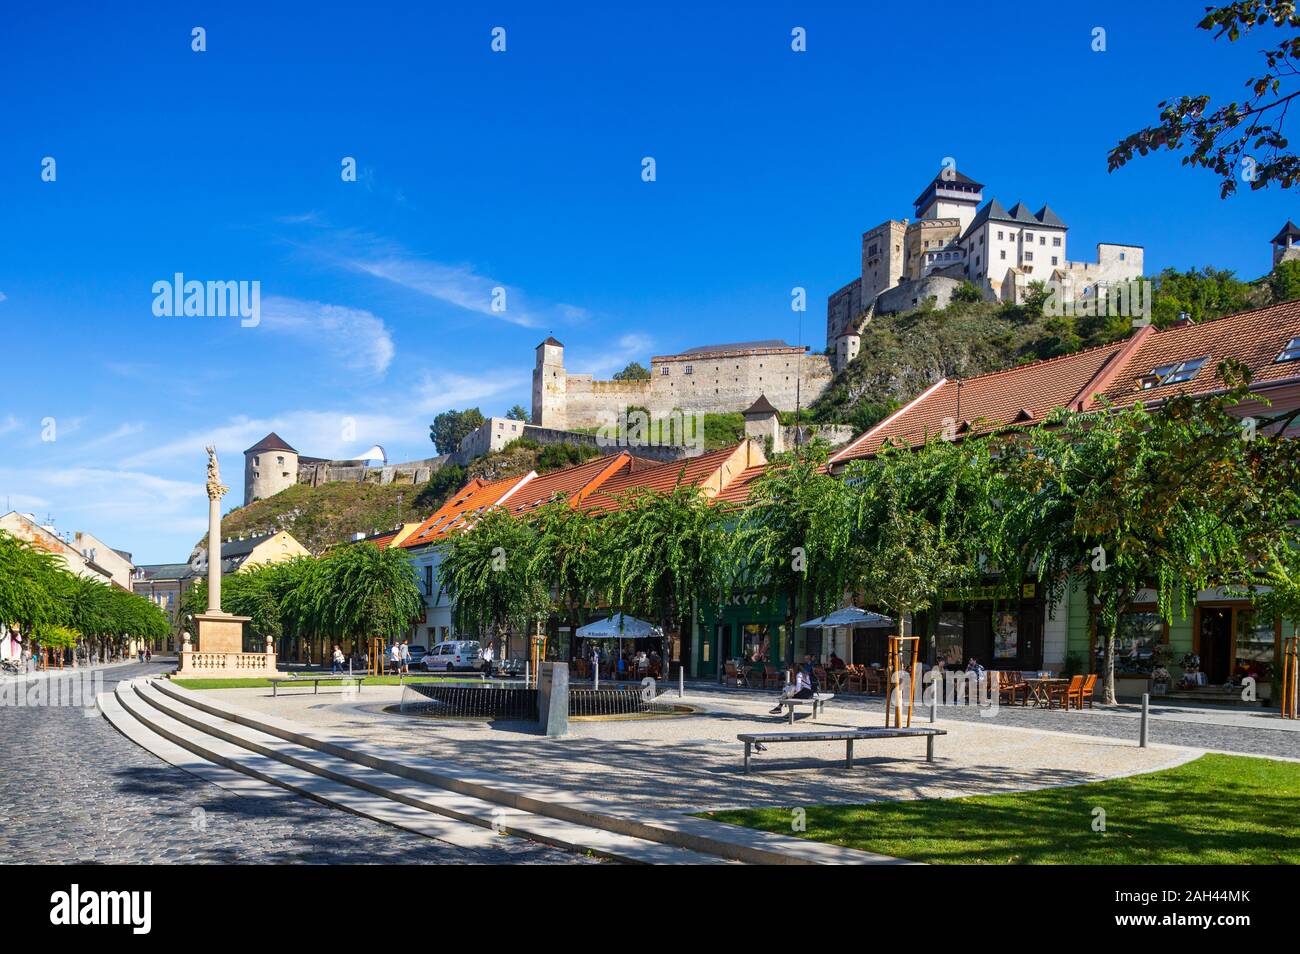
1144;357;1208;388
1277;337;1300;363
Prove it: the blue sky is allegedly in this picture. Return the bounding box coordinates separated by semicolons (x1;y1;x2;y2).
0;1;1293;563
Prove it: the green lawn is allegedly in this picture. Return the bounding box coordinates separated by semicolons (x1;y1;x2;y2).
702;754;1300;864
173;674;472;690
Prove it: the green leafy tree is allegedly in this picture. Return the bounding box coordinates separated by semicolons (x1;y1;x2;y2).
612;362;651;381
506;404;529;421
285;544;424;654
989;361;1300;703
1268;259;1300;301
429;407;486;455
844;437;995;660
728;444;858;667
0;529;61;655
528;498;609;637
1109;2;1300;196
605;484;726;662
1149;267;1252;326
414;463;467;511
437;507;547;658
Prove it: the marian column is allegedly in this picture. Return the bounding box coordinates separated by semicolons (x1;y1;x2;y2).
180;446;263;673
205;445;226;613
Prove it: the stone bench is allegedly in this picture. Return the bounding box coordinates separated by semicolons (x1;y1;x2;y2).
270;675;365;697
776;692;835;724
736;726;947;774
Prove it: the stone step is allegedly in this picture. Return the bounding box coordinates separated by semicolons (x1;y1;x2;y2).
114;681;502;850
97;688;283;800
123;679;724;864
152;678;895;865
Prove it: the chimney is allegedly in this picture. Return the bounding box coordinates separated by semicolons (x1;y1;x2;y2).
1174;312;1194;327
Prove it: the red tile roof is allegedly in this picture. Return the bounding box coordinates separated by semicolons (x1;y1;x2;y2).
399;473;532;548
830;300;1300;466
577;445;755;512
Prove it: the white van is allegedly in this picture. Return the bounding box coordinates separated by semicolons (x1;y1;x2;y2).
423;640;483;673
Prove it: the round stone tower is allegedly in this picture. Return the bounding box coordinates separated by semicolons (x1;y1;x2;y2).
243;432;299;505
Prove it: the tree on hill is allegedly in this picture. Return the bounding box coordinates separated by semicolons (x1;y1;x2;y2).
506;405;529;421
415;464;466;512
429;407;485;455
613;361;651;381
1109;1;1300;197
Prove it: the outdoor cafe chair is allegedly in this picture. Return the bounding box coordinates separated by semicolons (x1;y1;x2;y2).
1072;673;1097;709
1048;674;1084;709
763;664;783;689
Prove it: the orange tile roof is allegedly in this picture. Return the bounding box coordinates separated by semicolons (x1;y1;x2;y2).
399;472;532;548
711;464;767;505
399;443;772;544
577;445;751;512
502;452;633;516
830;300;1300;466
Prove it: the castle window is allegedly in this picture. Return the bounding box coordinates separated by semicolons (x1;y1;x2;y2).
661;366;669;375
1119;252;1127;261
1000;250;1006;260
1051;256;1058;266
1025;251;1033;261
1026;232;1034;242
684;366;693;375
276;456;284;465
1053;237;1062;247
997;231;1003;241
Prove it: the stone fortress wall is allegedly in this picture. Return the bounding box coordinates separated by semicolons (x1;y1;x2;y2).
533;338;834;431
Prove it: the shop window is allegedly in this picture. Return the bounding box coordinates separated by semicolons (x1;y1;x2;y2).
742;624;771;663
936;611;964;666
993;610;1018;660
1095;609;1163;675
1235;610;1277;684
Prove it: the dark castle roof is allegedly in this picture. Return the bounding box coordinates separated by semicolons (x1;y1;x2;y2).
912;169;985;209
244;432;297;455
743;394;780;416
960;198;1069;242
1272;220;1300;244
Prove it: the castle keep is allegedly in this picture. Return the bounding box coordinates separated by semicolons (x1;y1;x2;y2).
531;337;833;430
827;168;1145;371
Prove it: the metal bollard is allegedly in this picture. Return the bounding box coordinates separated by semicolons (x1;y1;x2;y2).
678;666;684;698
930;672;938;724
1139;693;1149;747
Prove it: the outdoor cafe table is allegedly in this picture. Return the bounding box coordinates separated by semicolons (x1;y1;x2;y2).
1024;677;1068;708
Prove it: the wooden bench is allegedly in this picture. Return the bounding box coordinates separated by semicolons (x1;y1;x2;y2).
270;675;365;697
736;727;946;774
777;692;834;724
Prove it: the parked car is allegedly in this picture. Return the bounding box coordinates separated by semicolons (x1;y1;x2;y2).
423;640;483;673
406;645;428;668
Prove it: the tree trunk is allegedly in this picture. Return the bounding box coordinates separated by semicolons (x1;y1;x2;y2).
1103;613;1119;705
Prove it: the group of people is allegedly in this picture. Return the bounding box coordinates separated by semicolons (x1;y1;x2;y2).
136;646;153;664
586;644;663;680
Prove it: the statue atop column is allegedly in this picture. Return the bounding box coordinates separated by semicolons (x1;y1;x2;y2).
206;445;228;501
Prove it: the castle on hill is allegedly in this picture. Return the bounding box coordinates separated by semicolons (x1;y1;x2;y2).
826;168;1145;371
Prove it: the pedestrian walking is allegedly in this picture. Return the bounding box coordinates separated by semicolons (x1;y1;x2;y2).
331;645;344;674
389;641;401;675
400;640;411;673
481;640;495;678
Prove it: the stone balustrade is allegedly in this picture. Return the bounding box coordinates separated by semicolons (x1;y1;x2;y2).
179;651;277;675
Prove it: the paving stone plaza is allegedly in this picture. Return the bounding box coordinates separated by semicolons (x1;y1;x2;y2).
4;657;1297;865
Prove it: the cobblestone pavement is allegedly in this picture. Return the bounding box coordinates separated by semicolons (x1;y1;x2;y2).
0;662;591;864
684;682;1300;760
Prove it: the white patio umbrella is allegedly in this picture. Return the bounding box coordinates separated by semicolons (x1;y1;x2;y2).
799;607;895;628
575;613;662;640
800;607;895;663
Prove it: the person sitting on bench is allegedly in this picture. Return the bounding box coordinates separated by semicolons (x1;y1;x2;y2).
769;659;815;714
